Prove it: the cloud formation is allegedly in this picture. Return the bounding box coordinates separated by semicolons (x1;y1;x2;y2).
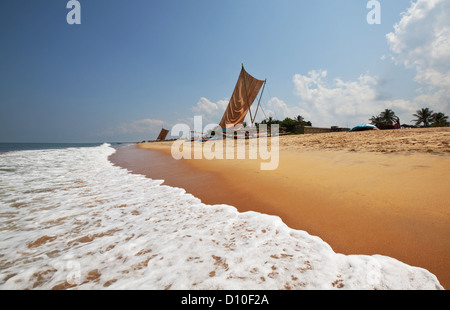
292;70;385;126
290;69;433;127
264;97;308;121
386;0;450;87
386;0;450;112
191;97;229;124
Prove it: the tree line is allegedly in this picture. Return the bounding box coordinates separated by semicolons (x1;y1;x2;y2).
253;115;312;133
246;107;448;135
370;108;449;129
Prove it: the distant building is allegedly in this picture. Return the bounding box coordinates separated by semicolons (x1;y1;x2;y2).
297;126;349;134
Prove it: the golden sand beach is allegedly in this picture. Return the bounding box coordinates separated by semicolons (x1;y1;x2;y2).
110;127;450;289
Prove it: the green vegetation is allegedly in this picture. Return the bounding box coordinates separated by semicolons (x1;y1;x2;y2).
369;109;400;129
413;108;450;127
255;115;312;134
412;108;434;127
370;108;449;129
430;112;450;127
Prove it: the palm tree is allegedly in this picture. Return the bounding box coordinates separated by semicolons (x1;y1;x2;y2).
369;109;397;129
379;109;397;125
369;115;383;127
260;116;274;130
431;112;449;127
412;108;434;127
295;115;305;125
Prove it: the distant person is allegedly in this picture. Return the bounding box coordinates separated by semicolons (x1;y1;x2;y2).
394;116;400;129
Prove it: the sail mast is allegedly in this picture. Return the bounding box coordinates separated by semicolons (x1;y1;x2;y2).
242;64;253;125
251;79;267;125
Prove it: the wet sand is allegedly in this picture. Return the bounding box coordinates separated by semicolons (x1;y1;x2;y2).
109;127;450;289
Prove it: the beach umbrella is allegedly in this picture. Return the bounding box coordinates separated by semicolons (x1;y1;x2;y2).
349;123;379;132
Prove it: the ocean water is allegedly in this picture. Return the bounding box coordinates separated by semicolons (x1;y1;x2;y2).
0;143;443;289
0;142;103;153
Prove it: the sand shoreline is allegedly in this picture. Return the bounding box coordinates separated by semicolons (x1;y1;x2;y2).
110;127;450;289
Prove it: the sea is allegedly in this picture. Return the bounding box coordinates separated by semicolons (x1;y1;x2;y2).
0;143;443;289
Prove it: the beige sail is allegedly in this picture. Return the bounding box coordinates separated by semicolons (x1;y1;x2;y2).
156;128;169;141
219;66;265;128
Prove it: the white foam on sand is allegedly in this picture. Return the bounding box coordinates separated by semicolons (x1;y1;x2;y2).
0;144;443;289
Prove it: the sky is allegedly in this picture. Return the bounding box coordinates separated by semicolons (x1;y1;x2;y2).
1;0;449;142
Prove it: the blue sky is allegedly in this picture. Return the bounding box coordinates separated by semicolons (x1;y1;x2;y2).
1;0;449;142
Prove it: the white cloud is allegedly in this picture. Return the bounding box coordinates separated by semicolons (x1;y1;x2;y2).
386;0;450;76
290;70;423;127
264;97;309;121
292;70;387;127
386;0;450;112
191;97;229;125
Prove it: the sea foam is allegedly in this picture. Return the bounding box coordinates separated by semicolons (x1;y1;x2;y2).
0;144;443;289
